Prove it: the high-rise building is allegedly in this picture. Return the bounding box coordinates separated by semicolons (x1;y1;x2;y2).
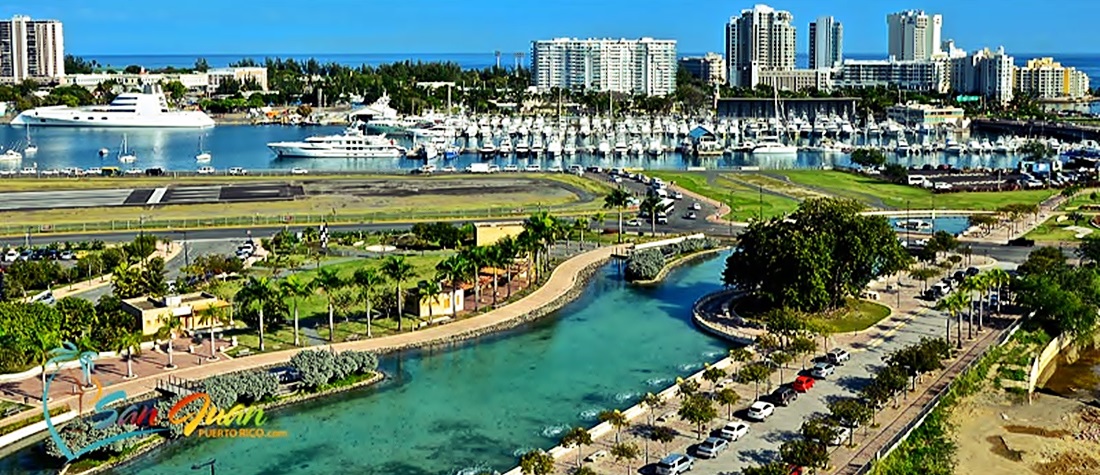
678;53;726;85
0;15;65;83
808;16;843;70
530;38;677;96
886;10;942;61
725;4;796;88
1015;57;1091;99
949;47;1014;105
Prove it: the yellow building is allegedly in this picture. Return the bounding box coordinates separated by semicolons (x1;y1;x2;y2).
121;292;231;336
1015;57;1091;99
474;221;525;247
405;286;465;319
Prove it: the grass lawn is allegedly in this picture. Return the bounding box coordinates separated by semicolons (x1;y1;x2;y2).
1058;190;1100;211
1025;216;1094;242
648;171;801;221
809;299;893;334
774;170;1057;211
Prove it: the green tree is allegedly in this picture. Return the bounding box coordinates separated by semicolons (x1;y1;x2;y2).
702;364;727;393
729;347;754;379
769;350;795;383
352;267;385;338
236;276;278;351
639;194;664;235
416;279;443;323
603;188;632;243
742;462;791;475
780;438;829;471
313;267;345;342
279;274;313;346
739;362;774;400
598;409;629;443
114;331;142;379
609;442;640;475
715;387;741;420
828;398;873;443
642;392;665;426
560;426;593;469
519;450;554;475
195;305;228;360
850;148;887;168
1077;235;1100;264
678;394;717;439
650;425;676;455
381;256;415;331
789;335;817;370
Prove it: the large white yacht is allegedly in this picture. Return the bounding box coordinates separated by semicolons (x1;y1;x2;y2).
267;128;405;158
10;84;214;128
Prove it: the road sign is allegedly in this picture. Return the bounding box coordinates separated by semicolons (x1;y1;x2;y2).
956;95;981;103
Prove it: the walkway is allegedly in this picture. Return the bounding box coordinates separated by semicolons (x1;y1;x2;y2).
6;244;623;426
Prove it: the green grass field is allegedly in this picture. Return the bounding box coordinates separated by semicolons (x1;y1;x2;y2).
809;299;893;334
648;171;801;221
1025;216;1094;242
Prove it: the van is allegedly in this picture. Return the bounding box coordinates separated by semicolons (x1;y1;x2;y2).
906;175;928;186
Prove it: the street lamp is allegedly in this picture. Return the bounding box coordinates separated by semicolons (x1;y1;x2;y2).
191;459;216;475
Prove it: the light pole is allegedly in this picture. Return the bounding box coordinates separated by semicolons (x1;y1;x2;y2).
191;459;216;475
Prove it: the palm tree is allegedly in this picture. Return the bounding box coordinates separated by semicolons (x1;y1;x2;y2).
115;331;142;379
236;276;277;351
590;211;606;234
485;244;508;306
495;236;520;298
314;267;345;342
639;195;663;235
279;274;313;346
155;313;183;368
352;267;384;338
598;409;630;443
935;292;966;348
460;247;489;311
561;427;593;469
195;305;228;360
416;279;444;324
381;256;415;331
436;254;470;312
517;230;542;284
30;331;61;394
573;217;590;249
604;188;632;243
959;276;980;340
642;392;665;426
524;211;557;273
986;268;1010;314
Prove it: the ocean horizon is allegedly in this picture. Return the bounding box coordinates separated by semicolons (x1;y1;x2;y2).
74;52;1100;84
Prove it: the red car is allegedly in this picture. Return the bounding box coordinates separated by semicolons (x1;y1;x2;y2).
792;375;815;392
788;465;804;475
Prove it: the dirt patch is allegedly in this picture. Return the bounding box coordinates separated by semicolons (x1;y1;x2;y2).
987;435;1024;461
1004;425;1072;438
1034;451;1100;475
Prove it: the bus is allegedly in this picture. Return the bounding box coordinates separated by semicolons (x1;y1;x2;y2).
640;198;677;218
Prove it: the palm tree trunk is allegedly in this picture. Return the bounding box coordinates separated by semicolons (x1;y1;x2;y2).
293;302;301;346
328;302;335;342
506;268;513;298
492;274;498;306
396;284;404;331
617;209;624;243
366;292;373;338
259;306;266;351
126;349;134;378
209;325;216;360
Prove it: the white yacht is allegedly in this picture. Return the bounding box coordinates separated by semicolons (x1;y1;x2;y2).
11;84;215;128
267;129;404;158
752;140;797;155
195;135;211;162
547;137;563;157
895;137;911;155
498;137;513;155
21;124;36;154
597;138;611;156
118;135;136;163
1;148;21;160
945;138;964;155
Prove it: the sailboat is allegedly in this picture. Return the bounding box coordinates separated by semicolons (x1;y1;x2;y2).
23;124;37;155
118;135;136;163
753;89;797;155
195;135;212;162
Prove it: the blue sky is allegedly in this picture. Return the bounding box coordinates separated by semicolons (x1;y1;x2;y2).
4;0;1095;56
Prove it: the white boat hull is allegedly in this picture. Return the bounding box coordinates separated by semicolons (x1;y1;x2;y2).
11;108;215;128
752;145;798;155
268;144;403;159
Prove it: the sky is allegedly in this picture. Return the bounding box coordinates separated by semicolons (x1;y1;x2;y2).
3;0;1096;56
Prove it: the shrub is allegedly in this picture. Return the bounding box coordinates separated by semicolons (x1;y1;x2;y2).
289;349;337;389
625;249;665;281
45;418;143;460
201;370;280;408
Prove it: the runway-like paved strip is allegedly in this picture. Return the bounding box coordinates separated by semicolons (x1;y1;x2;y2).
0;189;135;211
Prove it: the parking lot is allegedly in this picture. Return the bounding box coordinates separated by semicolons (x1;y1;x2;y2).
906;163;1097;193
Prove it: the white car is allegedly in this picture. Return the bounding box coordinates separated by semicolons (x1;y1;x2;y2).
691;202;702;210
719;422;749;441
830;426;852;446
291;167;309;175
612;176;623;183
228;167;248;175
627;219;642;227
674;191;683;199
546;166;563;173
811;362;836;378
125;168;143;175
197;166;216;175
655;454;694;475
40;169;60;176
746;401;775;421
3;249;17;262
684;212;697;220
441;165;457;173
524;164;542;172
827;348;851;365
487;165;501;173
19;167;37;175
86;167;102;175
503;164;519;172
695;436;729;459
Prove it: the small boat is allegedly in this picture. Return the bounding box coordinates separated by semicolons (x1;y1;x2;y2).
195;135;212;162
98;148;109;156
118;135;136;163
1;149;22;160
895;219;933;232
23;124;36;155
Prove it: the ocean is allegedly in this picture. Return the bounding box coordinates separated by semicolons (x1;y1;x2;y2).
79;52;1100;84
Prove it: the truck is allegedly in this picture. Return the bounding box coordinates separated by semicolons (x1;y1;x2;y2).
465;163;494;174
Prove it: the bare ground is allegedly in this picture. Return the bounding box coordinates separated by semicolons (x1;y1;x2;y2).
953;390;1100;475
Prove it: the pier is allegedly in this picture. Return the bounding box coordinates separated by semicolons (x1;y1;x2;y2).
971;118;1100;142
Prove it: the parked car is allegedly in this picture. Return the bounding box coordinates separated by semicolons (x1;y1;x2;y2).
826;348;851;365
811;362;836;378
524;164;541;172
655;453;694;475
197;166;216;175
503;164;519;172
3;249;17;262
792;375;816;392
228;167;248;176
18;250;32;261
966;266;980;276
952;271;966;282
746;401;775;421
829;426;852;446
695;437;729;459
771;386;798;406
627;219;642;227
441;165;457;173
673;191;683;199
59;250;75;260
546;166;563;173
656;216;669;225
691;202;701;210
684;212;697;220
719;422;749;441
290;167;309;175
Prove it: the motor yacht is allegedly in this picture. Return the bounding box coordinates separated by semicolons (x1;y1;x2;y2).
12;84;214;128
267;129;405;158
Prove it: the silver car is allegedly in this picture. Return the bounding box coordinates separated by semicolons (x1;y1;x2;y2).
695;437;729;459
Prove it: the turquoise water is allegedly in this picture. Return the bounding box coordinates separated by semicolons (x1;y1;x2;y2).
1;254;729;475
889;215;973;236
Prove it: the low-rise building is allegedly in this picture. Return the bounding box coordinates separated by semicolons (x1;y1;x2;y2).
207;67;268;92
474;221;525;247
405;285;465;319
835;58;946;92
121;292;231;337
1015;57;1091;99
679;53;726;85
62;72;209;91
887;102;965;126
756;69;832;92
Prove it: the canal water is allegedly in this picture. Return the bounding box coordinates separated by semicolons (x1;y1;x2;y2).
0;253;730;475
0;125;1047;173
888;216;974;236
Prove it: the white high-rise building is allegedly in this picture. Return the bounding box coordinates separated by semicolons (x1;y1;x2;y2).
725;4;796;88
949;47;1014;105
886;10;942;61
0;15;65;83
1016;57;1091;99
809;16;843;70
530;38;677;96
